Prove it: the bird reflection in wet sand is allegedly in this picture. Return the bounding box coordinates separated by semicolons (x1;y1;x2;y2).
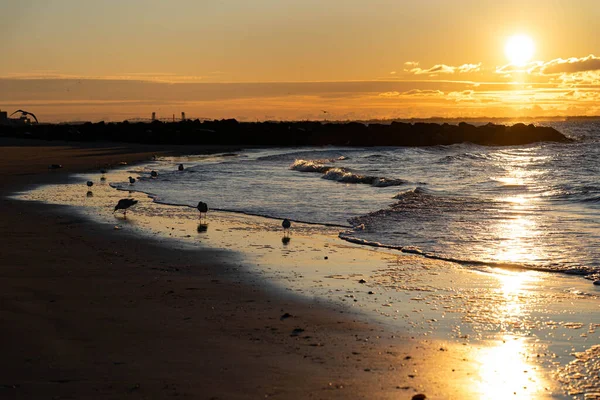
86;191;93;197
197;223;208;233
281;236;291;245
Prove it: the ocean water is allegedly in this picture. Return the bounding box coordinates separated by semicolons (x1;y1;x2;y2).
114;121;600;278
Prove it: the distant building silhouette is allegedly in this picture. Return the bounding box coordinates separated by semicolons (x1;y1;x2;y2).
151;112;156;121
0;109;36;125
181;112;186;121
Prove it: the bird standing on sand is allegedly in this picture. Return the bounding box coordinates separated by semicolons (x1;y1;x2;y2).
197;201;208;222
128;176;135;184
114;198;138;218
87;181;93;187
282;218;291;237
178;164;184;171
151;170;158;178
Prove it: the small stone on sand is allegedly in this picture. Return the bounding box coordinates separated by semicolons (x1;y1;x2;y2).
280;313;292;321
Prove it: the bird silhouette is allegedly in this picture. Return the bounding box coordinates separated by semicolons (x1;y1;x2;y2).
178;164;184;171
114;198;138;218
197;201;208;223
282;218;291;237
151;170;158;178
128;176;136;184
86;181;93;187
10;109;39;124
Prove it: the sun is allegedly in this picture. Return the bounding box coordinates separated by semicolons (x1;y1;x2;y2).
505;35;535;66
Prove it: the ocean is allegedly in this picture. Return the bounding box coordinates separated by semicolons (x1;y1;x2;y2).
111;120;600;279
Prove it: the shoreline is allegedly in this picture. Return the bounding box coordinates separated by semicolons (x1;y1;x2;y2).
4;138;600;399
0;138;478;399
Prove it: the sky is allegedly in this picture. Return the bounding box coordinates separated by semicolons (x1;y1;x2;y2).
1;0;600;122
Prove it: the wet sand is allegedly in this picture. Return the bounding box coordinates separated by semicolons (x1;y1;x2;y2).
0;138;483;400
3;138;599;399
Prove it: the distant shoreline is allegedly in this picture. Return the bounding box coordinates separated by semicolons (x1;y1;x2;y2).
1;119;570;147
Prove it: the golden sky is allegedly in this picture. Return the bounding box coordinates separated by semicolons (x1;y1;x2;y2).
1;0;599;121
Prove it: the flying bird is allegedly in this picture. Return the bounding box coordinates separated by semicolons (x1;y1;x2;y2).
10;109;39;124
197;201;208;222
86;181;93;187
114;198;138;217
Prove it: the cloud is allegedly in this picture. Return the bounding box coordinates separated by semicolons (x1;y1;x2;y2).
551;70;600;86
410;64;456;75
408;62;482;75
539;54;600;75
404;61;419;67
0;71;205;83
379;89;444;97
495;55;600;83
457;63;482;73
495;61;543;75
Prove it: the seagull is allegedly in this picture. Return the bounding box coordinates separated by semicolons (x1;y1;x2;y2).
86;181;93;187
197;201;208;222
178;164;184;171
151;170;158;178
282;218;291;237
114;198;138;218
10;109;39;124
128;176;135;184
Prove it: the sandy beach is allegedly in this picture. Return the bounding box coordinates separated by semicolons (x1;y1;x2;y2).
2;138;599;400
0;138;477;400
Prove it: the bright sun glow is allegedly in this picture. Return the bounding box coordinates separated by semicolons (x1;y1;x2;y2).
505;35;535;66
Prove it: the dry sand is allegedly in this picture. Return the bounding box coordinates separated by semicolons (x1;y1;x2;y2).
0;138;484;400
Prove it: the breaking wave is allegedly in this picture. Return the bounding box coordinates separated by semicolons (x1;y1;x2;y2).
291;159;408;187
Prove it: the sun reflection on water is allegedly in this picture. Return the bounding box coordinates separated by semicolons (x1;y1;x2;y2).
472;269;549;398
476;335;547;399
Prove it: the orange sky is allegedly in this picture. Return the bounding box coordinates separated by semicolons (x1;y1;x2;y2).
1;0;599;122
